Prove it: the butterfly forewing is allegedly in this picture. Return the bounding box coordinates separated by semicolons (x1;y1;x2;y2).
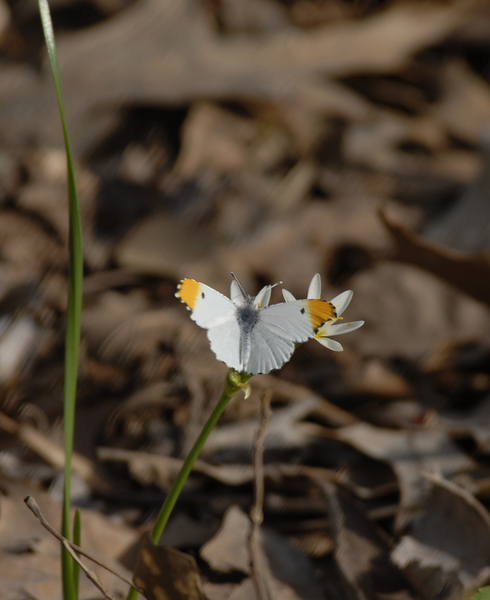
176;280;237;328
261;299;336;341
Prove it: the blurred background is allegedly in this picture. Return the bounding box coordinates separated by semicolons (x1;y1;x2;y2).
2;0;490;598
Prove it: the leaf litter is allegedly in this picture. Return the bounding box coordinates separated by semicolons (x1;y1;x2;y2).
2;0;490;598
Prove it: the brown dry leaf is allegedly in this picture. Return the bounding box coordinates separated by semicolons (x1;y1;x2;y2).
344;112;481;184
0;211;65;284
349;256;490;360
98;444;396;506
0;0;470;153
320;481;416;600
99;447;259;488
433;59;490;145
201;506;250;575
0;316;45;384
0;0;10;42
421;134;490;254
17;148;108;270
204;582;240;600
0;483;136;600
392;474;490;599
215;0;288;33
133;534;206;600
101;446;371;501
172;102;257;181
98;307;187;364
0;411;107;492
439;395;490;451
339;357;413;399
343;113;445;171
230;196;417;295
381;207;490;307
97;446;301;489
334;422;472;515
204;396;324;455
201;505;324;600
250;375;357;427
158;513;218;551
114;213;229;289
0;486;62;600
82;289;150;350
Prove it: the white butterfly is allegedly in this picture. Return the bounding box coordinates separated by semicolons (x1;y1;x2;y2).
176;274;336;374
283;273;364;351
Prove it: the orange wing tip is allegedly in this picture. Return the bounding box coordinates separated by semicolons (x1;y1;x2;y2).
176;279;201;310
306;299;336;331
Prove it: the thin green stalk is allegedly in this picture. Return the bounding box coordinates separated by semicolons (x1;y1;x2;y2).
37;1;84;599
126;369;251;600
73;509;81;600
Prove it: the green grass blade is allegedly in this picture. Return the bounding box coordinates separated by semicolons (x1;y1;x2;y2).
73;509;81;599
37;1;84;599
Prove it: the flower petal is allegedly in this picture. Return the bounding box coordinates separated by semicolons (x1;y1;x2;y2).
316;337;344;351
319;320;365;336
307;273;322;299
330;290;353;316
282;289;296;302
230;280;246;306
254;285;272;308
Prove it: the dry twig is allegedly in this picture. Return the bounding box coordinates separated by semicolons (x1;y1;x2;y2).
24;496;142;599
248;391;273;600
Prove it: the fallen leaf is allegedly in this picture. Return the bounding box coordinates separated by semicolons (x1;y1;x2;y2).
0;0;470;153
432;59;490;145
133;533;207;600
201;505;324;600
381;207;490;307
392;474;490;599
345;259;490;360
422;132;490;253
334;421;471;515
320;481;416;600
114;213;226;287
0;483;136;600
204;396;324;455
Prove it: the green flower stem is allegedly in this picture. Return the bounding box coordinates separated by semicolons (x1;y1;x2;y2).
126;369;251;600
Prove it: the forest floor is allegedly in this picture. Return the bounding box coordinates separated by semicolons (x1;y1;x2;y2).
2;0;490;598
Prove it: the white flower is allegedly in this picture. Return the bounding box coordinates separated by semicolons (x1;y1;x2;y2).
282;273;364;352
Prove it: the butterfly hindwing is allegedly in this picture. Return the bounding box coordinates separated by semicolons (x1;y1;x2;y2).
244;299;336;374
245;324;292;374
206;320;243;372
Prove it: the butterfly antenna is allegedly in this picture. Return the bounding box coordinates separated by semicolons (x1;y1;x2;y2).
231;272;248;298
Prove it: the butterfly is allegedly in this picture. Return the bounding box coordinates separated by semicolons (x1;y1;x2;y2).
176;274;336;375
